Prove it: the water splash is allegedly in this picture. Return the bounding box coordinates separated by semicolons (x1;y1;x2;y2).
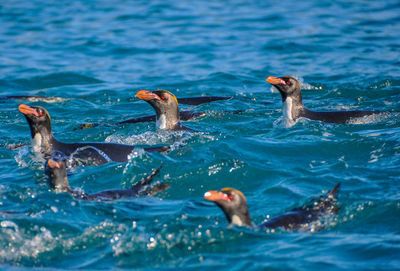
14;145;46;169
69;145;112;166
272;116;297;128
347;113;390;125
105;130;196;146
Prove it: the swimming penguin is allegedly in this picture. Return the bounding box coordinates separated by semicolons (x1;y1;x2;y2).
46;159;168;201
76;93;230;130
18;104;170;165
204;183;340;231
136;90;192;131
266;76;380;124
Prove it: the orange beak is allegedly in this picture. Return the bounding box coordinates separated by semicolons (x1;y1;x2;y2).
48;159;62;169
266;76;286;85
18;104;40;117
204;191;229;201
136;90;161;101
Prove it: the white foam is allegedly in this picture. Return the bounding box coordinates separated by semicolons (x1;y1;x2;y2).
273;116;297;128
26;97;70;103
105;130;199;150
347;113;387;125
291;76;319;90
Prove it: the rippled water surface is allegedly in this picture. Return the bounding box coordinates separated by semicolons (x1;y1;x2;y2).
1;0;400;270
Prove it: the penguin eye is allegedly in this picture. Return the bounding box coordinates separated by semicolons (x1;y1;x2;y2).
161;96;165;100
228;195;234;200
37;109;44;116
286;81;291;85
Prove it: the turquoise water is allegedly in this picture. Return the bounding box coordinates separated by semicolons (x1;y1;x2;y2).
1;0;400;269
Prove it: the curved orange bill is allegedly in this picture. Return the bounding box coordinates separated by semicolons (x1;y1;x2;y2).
136;90;161;101
48;159;62;169
204;191;229;201
266;76;286;85
18;104;40;116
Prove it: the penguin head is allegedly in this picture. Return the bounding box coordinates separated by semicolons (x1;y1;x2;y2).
136;89;179;114
266;76;301;102
204;188;252;227
136;90;180;129
46;158;70;191
18;104;52;138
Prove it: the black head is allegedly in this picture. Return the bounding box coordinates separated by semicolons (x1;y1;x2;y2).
204;188;252;227
46;158;70;191
18;104;52;138
136;90;180;129
266;76;302;102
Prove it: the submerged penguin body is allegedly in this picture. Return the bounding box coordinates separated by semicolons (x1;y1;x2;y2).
204;183;341;231
46;159;168;201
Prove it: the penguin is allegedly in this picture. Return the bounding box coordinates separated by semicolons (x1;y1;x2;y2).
266;76;381;124
46;159;169;201
204;183;340;231
76;93;230;130
136;90;192;131
18;104;170;165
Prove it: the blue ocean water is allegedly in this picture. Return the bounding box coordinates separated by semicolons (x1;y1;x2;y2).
1;0;400;269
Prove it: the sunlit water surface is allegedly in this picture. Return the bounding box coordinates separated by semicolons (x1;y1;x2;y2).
1;0;400;270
